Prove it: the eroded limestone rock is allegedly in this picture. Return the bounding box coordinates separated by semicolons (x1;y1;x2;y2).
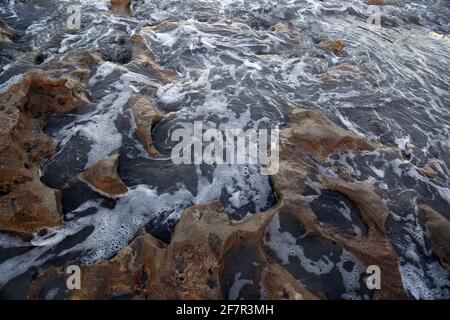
28;108;409;299
0;17;16;43
110;0;132;15
30;201;279;300
261;264;321;300
269;109;407;299
0;180;61;237
130;96;163;157
418;205;450;269
129;33;179;84
80;154;128;198
318;40;345;55
282;109;376;160
0;50;102;236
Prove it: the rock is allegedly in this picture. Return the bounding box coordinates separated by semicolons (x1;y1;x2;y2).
0;180;62;237
0;103;53;192
261;264;321;300
418;205;450;269
24;71;88;113
129;34;180;84
282;109;376;160
318;40;345;55
0;101;59;237
365;0;401;5
319;75;337;83
24;51;101;113
28;109;406;300
130;96;163;157
417;165;438;179
269;109;408;299
30;201;279;300
110;0;132;15
327;64;365;79
268;21;302;43
80;154;128;198
0;17;16;43
0;50;102;237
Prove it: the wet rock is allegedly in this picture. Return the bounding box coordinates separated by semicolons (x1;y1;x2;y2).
282;109;376;160
417;165;438;179
364;0;402;5
318;40;345;55
0;17;16;44
30;201;278;299
110;0;132;15
268;21;302;43
327;64;365;79
0;180;62;238
0;50;102;236
24;71;89;113
28;109;405;300
80;154;128;198
269;109;407;299
0;103;60;237
418;205;450;269
130;96;163;157
261;264;321;300
129;34;180;84
25;51;102;113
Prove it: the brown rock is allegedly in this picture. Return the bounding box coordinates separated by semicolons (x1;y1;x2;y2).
417;165;438;179
28;109;407;300
80;154;128;198
25;51;101;113
262;264;321;300
129;34;179;84
282;109;376;160
0;50;102;236
0;17;15;43
131;96;163;157
110;0;132;15
268;21;302;43
365;0;401;5
30;201;279;300
418;205;450;269
0;179;62;237
269;109;408;299
318;40;345;55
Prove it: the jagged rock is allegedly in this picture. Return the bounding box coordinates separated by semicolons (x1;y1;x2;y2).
25;51;101;113
23;71;88;113
110;0;132;15
0;17;16;43
418;205;450;269
1;51;100;114
269;109;408;299
0;50;102;236
261;264;321;300
80;154;128;198
0;180;62;237
130;96;163;157
417;165;438;179
0;102;53;192
365;0;401;5
318;40;345;55
29;201;279;300
268;21;302;43
282;109;376;160
129;34;179;84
